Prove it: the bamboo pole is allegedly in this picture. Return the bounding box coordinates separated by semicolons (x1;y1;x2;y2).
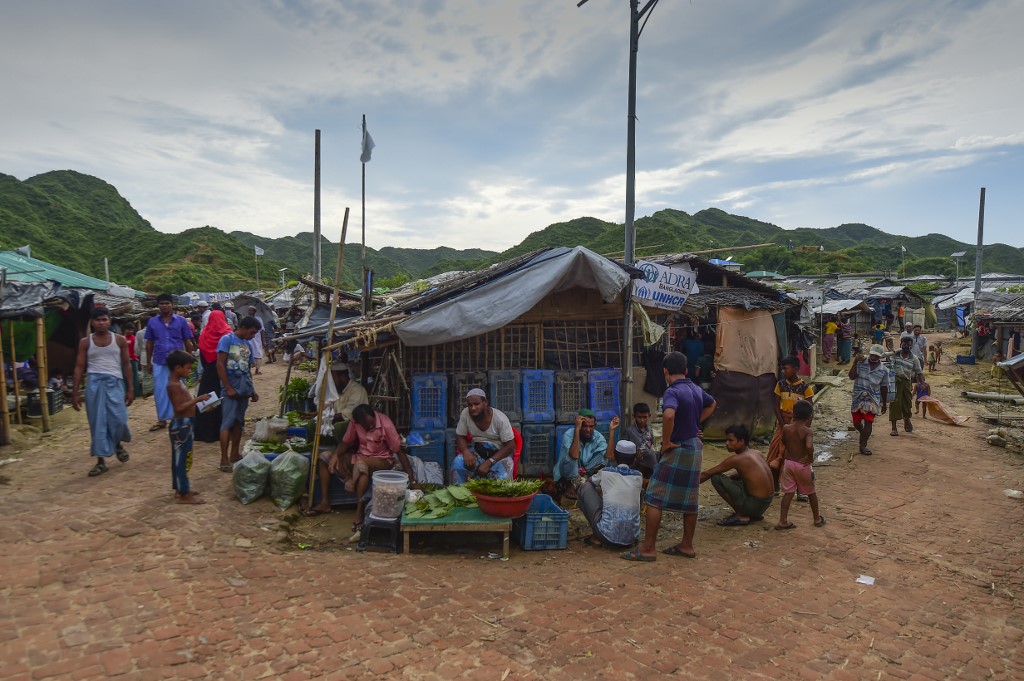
35;317;51;433
9;321;21;425
0;323;10;445
306;208;350;505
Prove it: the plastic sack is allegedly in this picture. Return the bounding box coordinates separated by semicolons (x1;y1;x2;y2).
270;449;310;511
233;450;272;504
268;416;289;434
254;418;271;441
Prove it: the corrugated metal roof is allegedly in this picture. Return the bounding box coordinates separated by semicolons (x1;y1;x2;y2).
0;250;110;291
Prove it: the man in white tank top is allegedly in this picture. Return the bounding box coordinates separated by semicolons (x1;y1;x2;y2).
72;307;135;477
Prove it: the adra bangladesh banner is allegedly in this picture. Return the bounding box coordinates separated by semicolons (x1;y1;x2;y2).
630;260;699;311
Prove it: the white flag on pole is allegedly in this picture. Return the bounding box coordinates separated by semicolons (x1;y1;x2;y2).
901;245;907;253
361;127;375;163
254;245;265;256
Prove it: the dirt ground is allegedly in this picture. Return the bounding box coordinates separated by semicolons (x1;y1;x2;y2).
2;339;1023;680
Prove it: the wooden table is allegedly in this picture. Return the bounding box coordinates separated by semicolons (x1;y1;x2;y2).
401;506;511;558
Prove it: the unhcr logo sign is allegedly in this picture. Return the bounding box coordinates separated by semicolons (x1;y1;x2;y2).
631;260;699;311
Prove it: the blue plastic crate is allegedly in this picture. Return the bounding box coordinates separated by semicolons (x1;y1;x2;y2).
488;370;522;422
286;426;308;438
596;419;614;446
520;422;554;477
555;370;588;423
521;369;555;423
445;427;459;461
588;368;621;421
408;428;447;471
449;372;488;426
311;466;361;507
513;494;569;550
411;373;447;429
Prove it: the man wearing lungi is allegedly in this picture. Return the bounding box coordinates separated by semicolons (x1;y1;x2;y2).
145;293;195;432
72;307;135;477
622;351;716;561
889;335;923;437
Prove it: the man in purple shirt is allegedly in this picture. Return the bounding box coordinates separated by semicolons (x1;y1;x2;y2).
145;293;195;431
622;351;716;562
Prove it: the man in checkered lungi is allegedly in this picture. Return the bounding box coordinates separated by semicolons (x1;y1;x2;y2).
622;351;716;562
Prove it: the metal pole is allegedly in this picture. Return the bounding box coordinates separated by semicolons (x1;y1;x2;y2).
971;187;986;356
104;257;110;282
621;0;640;423
361;115;369;317
313;129;322;282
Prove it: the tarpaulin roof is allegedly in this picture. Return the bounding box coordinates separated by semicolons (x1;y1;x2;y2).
812;299;872;315
0;250;110;291
0;280;64;319
395;246;632;347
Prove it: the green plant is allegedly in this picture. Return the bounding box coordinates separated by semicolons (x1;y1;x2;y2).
279;377;311;404
404;485;478;519
463;478;542;498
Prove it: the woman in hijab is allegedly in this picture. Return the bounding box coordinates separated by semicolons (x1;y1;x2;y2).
194;309;232;442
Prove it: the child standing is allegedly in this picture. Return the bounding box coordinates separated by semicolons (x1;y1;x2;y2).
927;344;938;372
775;399;826;530
915;380;931;418
768;356;814;492
166;350;210;505
618;402;658;476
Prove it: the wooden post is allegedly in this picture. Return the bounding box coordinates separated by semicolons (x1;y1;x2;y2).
8;321;21;425
306;208;350;505
0;323;11;445
35;316;51;433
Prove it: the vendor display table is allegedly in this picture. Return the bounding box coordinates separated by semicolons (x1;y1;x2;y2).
401;506;511;558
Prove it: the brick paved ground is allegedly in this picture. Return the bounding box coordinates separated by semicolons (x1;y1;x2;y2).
2;356;1022;680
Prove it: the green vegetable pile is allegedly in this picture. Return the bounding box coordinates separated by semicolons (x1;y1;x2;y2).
284;411;303;427
463;478;542;498
257;437;311;454
404;485;477;519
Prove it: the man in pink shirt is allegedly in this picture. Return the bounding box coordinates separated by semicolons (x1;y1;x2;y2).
307;403;413;529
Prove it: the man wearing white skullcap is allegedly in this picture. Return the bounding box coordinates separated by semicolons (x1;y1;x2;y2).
577;440;643;547
450;388;516;484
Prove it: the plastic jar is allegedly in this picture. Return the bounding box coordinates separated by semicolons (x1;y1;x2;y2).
370;470;409;519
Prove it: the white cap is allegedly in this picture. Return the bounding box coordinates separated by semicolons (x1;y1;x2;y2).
197;300;209;307
224;302;234;309
615;440;637;455
466;388;487;399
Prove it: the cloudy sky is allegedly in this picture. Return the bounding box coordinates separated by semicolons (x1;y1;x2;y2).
2;0;1021;250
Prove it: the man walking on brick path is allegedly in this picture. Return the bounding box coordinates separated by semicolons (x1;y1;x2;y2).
145;293;194;432
72;307;134;477
849;344;889;455
889;336;923;437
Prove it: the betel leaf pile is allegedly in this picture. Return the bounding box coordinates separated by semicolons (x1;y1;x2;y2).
404;485;478;519
463;478;542;498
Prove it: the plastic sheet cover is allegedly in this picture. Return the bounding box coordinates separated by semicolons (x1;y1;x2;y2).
396;247;631;347
714;307;780;376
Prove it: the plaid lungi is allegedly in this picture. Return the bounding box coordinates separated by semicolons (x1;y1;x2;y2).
646;438;703;513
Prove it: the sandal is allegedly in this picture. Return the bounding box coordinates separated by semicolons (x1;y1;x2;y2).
859;448;873;456
88;460;108;477
218;464;233;472
774;522;797;530
661;545;697;559
620;547;656;562
148;422;167;432
716;515;750;527
116;447;129;463
815;515;828;528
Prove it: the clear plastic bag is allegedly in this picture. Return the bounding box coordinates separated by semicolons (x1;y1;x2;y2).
253;418;271;441
233;450;272;504
270;449;309;511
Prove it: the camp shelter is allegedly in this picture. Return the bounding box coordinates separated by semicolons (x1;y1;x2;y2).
229;294;278;330
811;299;874;338
649;254;804;439
985;295;1024;358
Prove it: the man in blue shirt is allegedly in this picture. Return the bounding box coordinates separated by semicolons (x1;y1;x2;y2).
552;409;616;500
145;293;195;431
216;317;261;470
623;351;716;562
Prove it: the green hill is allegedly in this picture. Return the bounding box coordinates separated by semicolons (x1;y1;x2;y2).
2;170;1022;293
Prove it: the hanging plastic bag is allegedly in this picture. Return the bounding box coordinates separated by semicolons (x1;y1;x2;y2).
233;450;272;504
270;448;310;511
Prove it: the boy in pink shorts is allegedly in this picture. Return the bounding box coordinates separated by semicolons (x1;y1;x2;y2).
775;399;826;529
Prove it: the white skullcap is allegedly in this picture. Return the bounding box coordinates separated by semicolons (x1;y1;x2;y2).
615;440;637;455
466;388;487;399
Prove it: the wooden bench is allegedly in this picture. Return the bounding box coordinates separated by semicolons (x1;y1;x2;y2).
401;506;511;558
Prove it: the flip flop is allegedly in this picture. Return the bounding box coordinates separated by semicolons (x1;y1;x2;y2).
661;545;696;559
301;508;327;517
774;522;797;530
583;535;604;548
815;515;828;528
620;547;656;562
716;515;750;527
218;464;233;472
890;431;899;437
859;448;873;456
148;422;167;432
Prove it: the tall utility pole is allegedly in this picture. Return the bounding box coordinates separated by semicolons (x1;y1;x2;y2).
313;129;322;281
971;187;986;356
579;0;662;422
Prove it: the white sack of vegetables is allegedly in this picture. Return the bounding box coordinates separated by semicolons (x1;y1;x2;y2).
233;450;272;504
269;448;309;511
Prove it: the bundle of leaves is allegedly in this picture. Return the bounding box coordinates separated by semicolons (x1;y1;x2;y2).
464;478;542;498
283;411;303;426
279;377;311;403
404;485;478;519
